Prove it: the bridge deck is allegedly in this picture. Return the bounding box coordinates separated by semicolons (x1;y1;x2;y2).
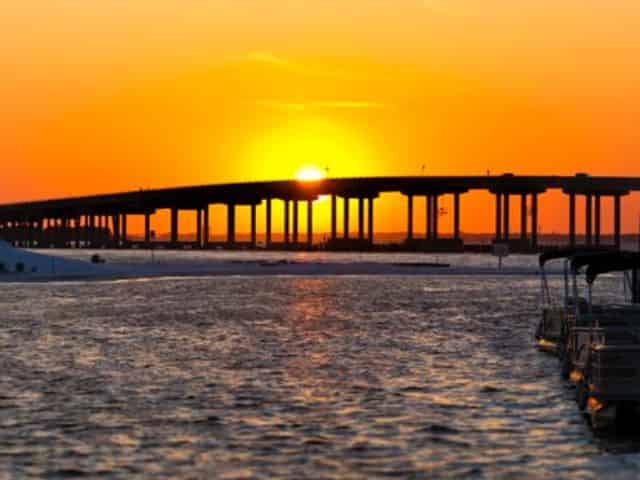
0;175;638;218
0;175;635;252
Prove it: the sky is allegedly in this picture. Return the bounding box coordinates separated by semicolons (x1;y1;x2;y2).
2;1;640;234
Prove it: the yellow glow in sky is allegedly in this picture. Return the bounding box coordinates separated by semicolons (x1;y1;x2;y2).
244;118;374;181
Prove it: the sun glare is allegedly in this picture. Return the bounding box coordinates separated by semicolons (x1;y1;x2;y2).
296;165;325;182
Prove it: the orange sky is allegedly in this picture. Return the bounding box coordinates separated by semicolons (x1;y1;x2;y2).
2;1;640;234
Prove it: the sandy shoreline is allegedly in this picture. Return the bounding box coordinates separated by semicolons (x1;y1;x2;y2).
0;240;553;282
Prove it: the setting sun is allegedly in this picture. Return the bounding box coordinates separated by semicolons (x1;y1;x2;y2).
296;165;325;182
243;117;374;182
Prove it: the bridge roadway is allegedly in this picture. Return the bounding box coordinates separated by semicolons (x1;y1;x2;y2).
0;174;637;251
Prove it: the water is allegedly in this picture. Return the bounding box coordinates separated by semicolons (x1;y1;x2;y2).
1;256;640;478
45;248;542;270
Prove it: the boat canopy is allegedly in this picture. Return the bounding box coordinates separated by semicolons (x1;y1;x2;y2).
570;251;640;284
539;247;611;267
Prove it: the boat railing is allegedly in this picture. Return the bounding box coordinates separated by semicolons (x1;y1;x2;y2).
574;307;640;345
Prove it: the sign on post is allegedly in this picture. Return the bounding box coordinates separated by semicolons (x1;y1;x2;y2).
492;242;509;270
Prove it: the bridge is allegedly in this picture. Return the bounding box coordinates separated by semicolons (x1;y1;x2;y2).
0;174;637;251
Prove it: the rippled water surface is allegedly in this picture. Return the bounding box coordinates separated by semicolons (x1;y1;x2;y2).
1;273;640;478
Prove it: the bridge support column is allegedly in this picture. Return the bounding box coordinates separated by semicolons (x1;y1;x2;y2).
57;218;67;248
80;217;89;248
26;220;33;248
171;208;180;248
585;194;593;246
368;197;374;244
307;200;313;247
531;194;539;249
62;218;67;248
31;220;37;248
53;218;59;247
284;200;290;244
569;193;576;247
196;209;203;247
503;194;510;241
39;220;45;248
432;195;439;240
343;197;350;240
171;208;178;247
358;198;364;240
71;217;78;248
81;216;87;248
24;221;30;248
454;193;461;241
107;216;113;247
426;195;433;239
520;194;527;241
614;194;622;249
59;219;65;248
112;215;120;248
89;215;96;248
330;195;337;241
293;201;299;244
85;215;91;247
101;216;107;247
266;198;272;247
93;217;98;247
76;215;82;248
595;195;601;246
36;220;42;248
40;219;46;247
407;194;413;240
204;206;210;248
227;204;236;245
250;204;257;247
495;193;502;241
144;213;151;246
121;214;127;246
